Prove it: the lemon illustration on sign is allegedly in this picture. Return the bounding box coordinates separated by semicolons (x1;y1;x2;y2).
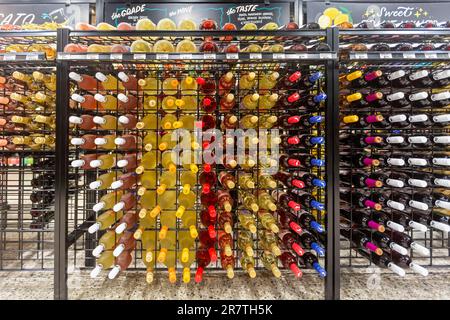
157;18;177;30
131;40;152;53
318;15;332;29
334;13;350;26
178;19;197;30
136;18;156;30
153;40;175;53
97;22;116;30
176;39;197;53
324;7;341;20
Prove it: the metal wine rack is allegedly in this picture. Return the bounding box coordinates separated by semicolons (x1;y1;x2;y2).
0;31;56;271
54;28;339;300
338;29;450;280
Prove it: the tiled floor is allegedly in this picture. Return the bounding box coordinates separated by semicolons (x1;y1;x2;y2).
1;270;449;300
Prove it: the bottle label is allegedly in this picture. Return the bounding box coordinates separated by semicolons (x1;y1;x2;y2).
387;158;405;166
408;158;427;166
432;70;450;81
433;114;450;123
433;158;450;166
409;200;429;211
386;136;405;144
387;70;406;81
431;91;450;101
434;178;450;188
434;136;450;144
386;92;404;101
408;178;428;188
409;91;429;101
408;114;428;123
389;114;407;123
409;70;429;81
408;136;428;144
386;178;404;188
387;200;405;211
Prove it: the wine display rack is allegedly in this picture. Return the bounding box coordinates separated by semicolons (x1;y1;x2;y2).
0;31;56;270
339;29;450;277
54;28;339;300
0;26;448;301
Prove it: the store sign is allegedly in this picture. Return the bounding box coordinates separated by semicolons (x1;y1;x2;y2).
0;3;89;27
104;2;291;27
306;1;450;26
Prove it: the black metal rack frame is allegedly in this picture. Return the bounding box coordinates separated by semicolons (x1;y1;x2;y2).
53;27;340;300
338;29;450;278
0;31;57;271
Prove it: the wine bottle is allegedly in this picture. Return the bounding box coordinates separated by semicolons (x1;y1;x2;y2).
340;171;383;188
340;191;382;211
390;230;430;256
278;230;304;256
357;250;405;276
280;252;302;278
289;189;325;211
271;190;301;211
340;209;385;232
298;252;327;278
340;228;383;255
391;251;428;276
340;153;380;168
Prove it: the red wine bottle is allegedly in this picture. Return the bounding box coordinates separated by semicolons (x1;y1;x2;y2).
391;251;428;276
298;71;322;90
289;189;325;211
348;70;383;88
361;230;408;255
357;250;405;276
340;171;383;188
340;228;383;255
391;230;430;256
340;153;380;168
276;92;300;109
340;209;385;232
340;191;382;210
279;231;305;256
277;71;301;89
298;252;327;278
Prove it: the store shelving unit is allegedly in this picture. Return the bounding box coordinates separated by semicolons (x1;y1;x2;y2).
0;31;56;271
339;29;450;280
54;27;340;300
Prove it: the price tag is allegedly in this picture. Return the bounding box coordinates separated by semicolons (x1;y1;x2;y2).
353;52;368;59
403;52;416;59
110;53;123;60
272;53;285;60
226;53;239;59
319;53;333;59
57;53;67;60
180;53;193;59
424;52;437;59
203;53;216;60
26;54;39;61
133;53;146;60
295;53;308;60
249;53;262;59
447;52;450;59
379;52;393;59
3;54;16;61
86;53;99;60
156;53;169;60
